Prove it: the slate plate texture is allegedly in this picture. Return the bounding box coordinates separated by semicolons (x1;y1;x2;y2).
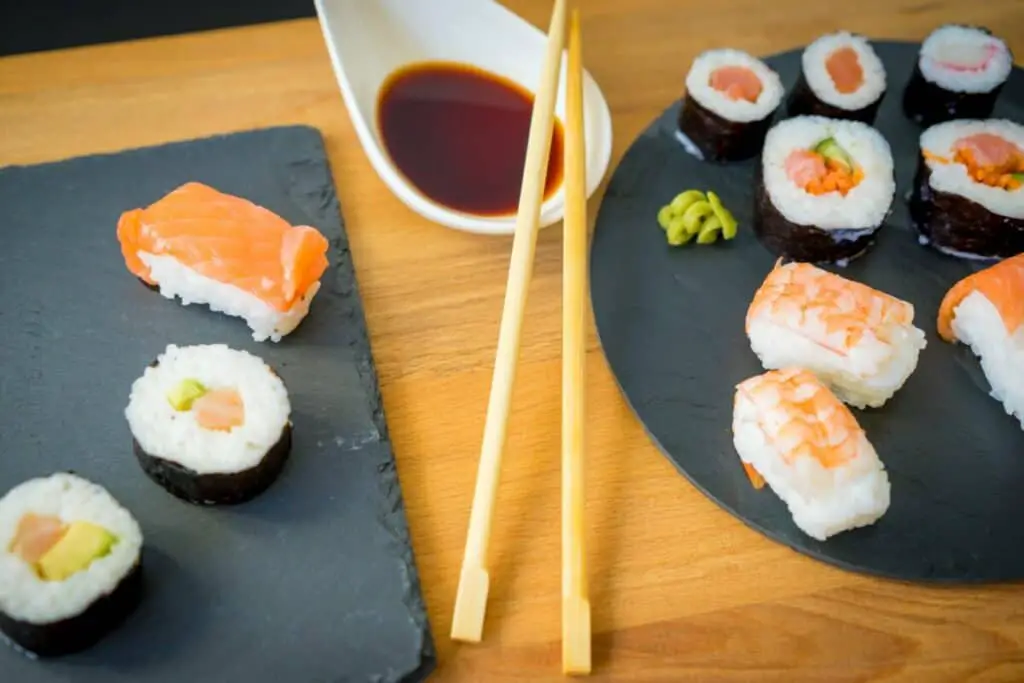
0;125;436;681
590;41;1024;582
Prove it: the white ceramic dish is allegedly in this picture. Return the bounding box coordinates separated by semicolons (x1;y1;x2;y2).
313;0;614;235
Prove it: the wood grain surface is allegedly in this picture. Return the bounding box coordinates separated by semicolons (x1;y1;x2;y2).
2;1;1024;680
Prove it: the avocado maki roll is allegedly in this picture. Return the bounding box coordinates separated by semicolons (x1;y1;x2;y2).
754;116;895;265
125;344;293;506
910;118;1024;260
0;473;143;658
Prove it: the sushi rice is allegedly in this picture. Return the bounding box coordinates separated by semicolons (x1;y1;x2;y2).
125;344;291;477
0;473;142;633
762;116;895;231
801;32;887;111
920;119;1024;222
685;48;784;124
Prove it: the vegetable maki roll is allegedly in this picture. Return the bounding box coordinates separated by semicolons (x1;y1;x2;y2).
903;25;1012;127
754;116;895;264
746;260;926;409
677;48;784;162
786;31;887;124
937;253;1024;431
732;368;891;541
0;473;143;658
125;344;293;505
910;119;1024;260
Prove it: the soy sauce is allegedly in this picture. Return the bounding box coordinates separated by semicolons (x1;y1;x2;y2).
376;61;564;217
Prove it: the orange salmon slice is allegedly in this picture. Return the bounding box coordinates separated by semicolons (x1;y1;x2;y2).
825;47;864;94
709;66;763;102
937;253;1024;342
193;388;246;432
116;182;330;313
9;514;67;564
953;133;1024;173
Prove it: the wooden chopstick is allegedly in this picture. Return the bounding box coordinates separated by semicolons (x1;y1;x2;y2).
450;0;569;644
561;8;591;675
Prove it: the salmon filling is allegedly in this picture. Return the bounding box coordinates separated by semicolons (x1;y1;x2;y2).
709;66;763;102
785;138;864;196
8;514;119;581
825;46;864;94
924;133;1024;191
167;378;246;432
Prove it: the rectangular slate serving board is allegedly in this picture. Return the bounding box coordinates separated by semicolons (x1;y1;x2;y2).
0;126;436;683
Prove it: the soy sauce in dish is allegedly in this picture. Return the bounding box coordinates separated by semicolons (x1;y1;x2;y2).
376;61;565;217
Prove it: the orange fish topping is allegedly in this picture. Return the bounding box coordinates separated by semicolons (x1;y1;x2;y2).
737;367;862;471
116;182;330;312
825;46;865;94
937;253;1024;342
709;66;763;103
747;260;914;356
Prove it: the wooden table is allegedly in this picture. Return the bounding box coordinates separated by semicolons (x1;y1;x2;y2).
3;1;1024;679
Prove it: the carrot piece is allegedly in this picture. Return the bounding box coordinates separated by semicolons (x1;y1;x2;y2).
742;462;766;490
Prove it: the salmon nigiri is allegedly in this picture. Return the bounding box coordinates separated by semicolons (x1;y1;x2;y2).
732;367;891;541
116;182;330;342
937;253;1024;430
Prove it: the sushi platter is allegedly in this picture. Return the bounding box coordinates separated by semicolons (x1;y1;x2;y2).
0;126;435;680
590;29;1024;581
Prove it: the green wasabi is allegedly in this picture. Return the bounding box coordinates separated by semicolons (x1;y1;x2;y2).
655;189;739;247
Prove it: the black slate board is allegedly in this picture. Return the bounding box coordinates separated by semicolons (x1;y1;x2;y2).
590;41;1024;582
0;126;436;681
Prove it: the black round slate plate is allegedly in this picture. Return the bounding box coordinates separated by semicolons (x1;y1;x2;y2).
590;40;1024;583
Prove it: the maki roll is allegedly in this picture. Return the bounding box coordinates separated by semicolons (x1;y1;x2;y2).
786;31;887;124
746;260;926;409
0;473;143;657
754;116;895;264
125;343;293;505
910;118;1024;260
937;253;1024;431
732;367;891;541
677;48;784;162
903;25;1013;127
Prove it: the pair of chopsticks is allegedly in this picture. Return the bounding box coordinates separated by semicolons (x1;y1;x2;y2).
450;0;591;675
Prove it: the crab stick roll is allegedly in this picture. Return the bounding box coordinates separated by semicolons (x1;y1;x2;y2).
0;473;143;658
746;260;927;409
125;344;293;505
937;253;1024;431
786;31;887;124
676;48;784;162
903;25;1013;127
732;368;891;541
910;119;1024;261
755;116;895;264
116;182;330;343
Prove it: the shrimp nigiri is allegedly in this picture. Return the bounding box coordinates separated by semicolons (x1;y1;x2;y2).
746;259;927;408
732;367;891;541
937;253;1024;430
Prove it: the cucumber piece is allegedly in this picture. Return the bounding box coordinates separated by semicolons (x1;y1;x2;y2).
813;137;853;172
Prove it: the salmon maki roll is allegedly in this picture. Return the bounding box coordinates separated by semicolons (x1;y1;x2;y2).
746;260;927;409
116;182;330;342
910;119;1024;261
676;49;784;162
125;344;293;505
0;473;143;657
786;31;887;125
937;253;1024;430
732;367;891;541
